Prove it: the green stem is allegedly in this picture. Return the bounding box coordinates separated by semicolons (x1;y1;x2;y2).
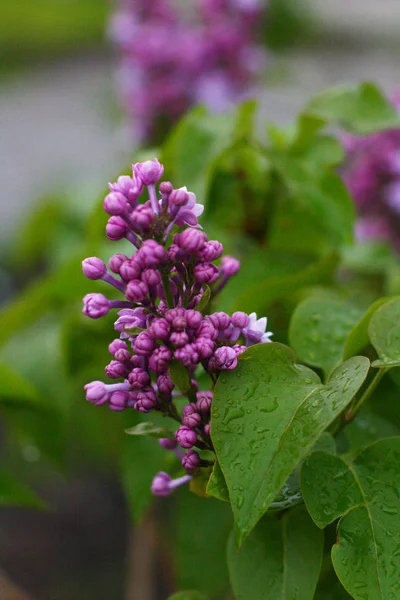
161;272;174;309
345;367;388;423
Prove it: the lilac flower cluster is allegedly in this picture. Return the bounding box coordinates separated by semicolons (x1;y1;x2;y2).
341;96;400;249
109;0;267;142
82;158;272;496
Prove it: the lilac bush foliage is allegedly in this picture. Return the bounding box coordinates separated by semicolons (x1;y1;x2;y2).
109;0;267;142
342;95;400;249
82;159;272;495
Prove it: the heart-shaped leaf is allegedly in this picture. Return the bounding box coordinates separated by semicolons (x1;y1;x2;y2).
343;298;389;360
211;343;369;545
301;438;400;600
227;507;323;600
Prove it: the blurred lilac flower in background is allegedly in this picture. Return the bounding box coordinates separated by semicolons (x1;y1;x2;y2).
109;0;267;143
342;95;400;250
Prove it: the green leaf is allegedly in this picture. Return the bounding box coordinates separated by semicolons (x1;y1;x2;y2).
0;466;46;509
125;422;175;440
302;438;400;600
211;343;369;545
169;360;192;393
289;297;364;377
305;82;400;134
208;432;336;509
234;100;257;140
369;296;400;367
207;461;230;503
227;507;323;600
343;298;390;360
168;592;208;600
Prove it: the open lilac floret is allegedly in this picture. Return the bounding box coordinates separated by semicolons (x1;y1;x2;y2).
82;159;272;496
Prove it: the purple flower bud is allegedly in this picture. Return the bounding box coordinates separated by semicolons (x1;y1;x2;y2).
135;387;157;412
105;360;127;379
182;403;201;429
197;318;218;340
141;269;161;287
233;344;247;356
159;181;173;195
214;346;238;370
167;244;183;262
151;472;192;496
157;374;175;393
165;308;186;323
109;253;128;274
128;367;150;388
134;159;164;186
195;337;215;359
204;424;211;436
209;312;231;330
221;256;240;276
114;308;147;333
82;257;107;280
185;310;203;330
109;174;143;201
178;228;207;252
151;472;172;497
193;263;219;284
170;188;190;206
159;437;177;450
109;339;128;356
149;346;172;373
182;449;201;472
103;191;127;216
82;293;110;319
232;311;250;328
84;381;109;405
148;318;170;341
125;279;149;302
170;331;189;348
174;343;199;367
175;426;197;449
172;316;187;331
120;259;142;281
106;216;128;240
138;240;166;267
115;347;132;362
199;240;224;262
130;203;154;232
134;331;156;356
109;391;130;411
196;391;212;414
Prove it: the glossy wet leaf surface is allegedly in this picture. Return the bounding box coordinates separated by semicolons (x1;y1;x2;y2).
301;438;400;600
369;297;400;367
227;507;323;600
211;343;369;545
289;297;363;376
